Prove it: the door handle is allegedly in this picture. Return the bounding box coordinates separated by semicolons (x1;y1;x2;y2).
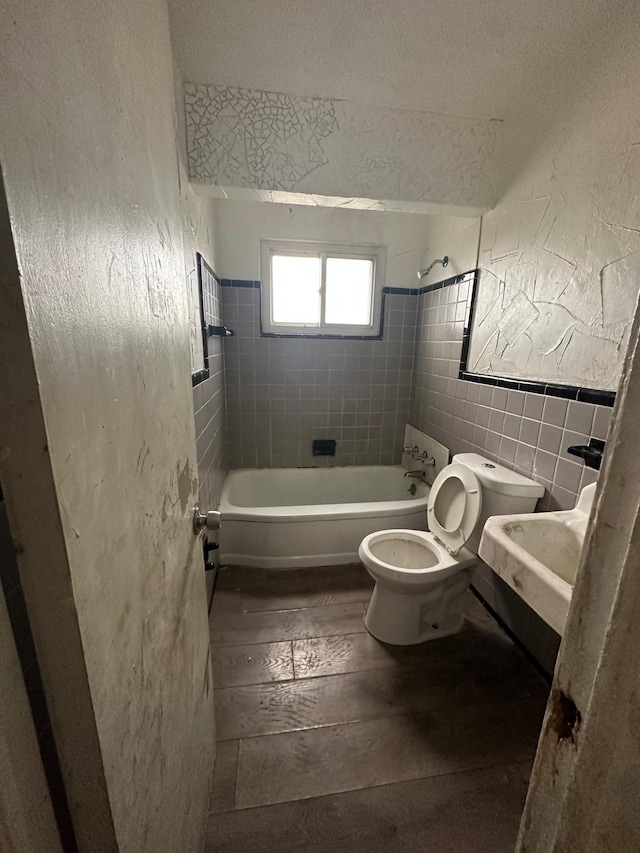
192;505;222;535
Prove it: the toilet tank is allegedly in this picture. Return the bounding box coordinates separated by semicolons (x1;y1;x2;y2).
453;453;545;553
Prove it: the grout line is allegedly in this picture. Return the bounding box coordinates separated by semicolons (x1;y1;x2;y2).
289;640;296;680
214;669;545;743
227;691;543;745
236;593;374;615
231;740;240;812
210;629;369;648
216;756;535;817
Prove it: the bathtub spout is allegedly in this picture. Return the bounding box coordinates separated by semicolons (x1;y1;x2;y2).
403;470;424;479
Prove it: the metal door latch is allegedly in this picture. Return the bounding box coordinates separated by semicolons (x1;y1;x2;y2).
192;505;222;534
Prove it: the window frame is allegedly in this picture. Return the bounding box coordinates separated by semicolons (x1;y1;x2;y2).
260;240;386;337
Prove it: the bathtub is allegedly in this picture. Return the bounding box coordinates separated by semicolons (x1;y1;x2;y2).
218;466;429;568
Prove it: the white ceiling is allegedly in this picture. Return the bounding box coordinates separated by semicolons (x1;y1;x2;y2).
168;0;624;121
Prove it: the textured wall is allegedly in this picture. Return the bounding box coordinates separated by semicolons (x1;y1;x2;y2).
185;83;499;211
1;0;214;849
468;44;640;391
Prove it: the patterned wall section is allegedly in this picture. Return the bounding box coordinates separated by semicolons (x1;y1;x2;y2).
468;87;640;391
185;83;500;211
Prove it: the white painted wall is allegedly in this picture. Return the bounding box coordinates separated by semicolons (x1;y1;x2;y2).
0;0;214;849
469;34;640;392
213;199;478;285
415;217;481;287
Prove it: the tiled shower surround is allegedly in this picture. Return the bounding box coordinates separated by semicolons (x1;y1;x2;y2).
221;283;416;469
193;268;227;510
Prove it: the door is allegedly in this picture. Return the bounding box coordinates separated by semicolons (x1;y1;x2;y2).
0;1;215;848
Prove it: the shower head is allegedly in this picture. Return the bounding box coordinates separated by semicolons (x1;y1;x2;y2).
417;255;449;280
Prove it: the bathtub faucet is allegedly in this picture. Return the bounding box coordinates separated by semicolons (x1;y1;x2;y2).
404;469;425;479
412;450;436;466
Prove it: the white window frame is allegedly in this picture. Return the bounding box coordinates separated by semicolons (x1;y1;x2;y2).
260;240;386;337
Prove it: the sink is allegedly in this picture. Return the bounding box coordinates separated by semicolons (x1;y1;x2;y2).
479;483;596;635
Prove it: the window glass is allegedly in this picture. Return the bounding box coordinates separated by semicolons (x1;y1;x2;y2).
324;257;374;325
261;241;384;336
271;254;321;325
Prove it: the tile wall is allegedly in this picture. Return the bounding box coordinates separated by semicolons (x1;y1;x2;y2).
221;283;416;469
193;268;227;510
409;272;613;673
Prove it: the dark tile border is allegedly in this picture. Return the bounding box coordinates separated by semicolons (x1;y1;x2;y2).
220;279;260;288
365;269;475;298
220;270;617;406
221;278;383;339
458;270;616;408
192;253;219;387
220;271;476;341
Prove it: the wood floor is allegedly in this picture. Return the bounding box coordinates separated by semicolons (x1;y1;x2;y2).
205;563;549;852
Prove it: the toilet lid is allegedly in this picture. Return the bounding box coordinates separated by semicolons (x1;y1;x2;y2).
427;463;482;555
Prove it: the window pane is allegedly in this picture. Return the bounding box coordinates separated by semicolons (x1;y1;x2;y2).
271;254;321;325
324;257;374;325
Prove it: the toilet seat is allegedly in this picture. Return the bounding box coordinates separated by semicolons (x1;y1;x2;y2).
427;463;482;556
359;528;476;585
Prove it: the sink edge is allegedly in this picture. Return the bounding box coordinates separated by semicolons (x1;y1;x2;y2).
479;517;573;636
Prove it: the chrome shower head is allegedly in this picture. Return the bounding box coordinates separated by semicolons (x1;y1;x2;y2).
417;255;449;280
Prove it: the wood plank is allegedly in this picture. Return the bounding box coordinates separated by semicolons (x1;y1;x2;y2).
216;563;365;592
292;617;523;680
210;602;366;647
212;641;294;689
210;588;243;615
209;740;238;815
234;696;546;809
215;664;547;740
240;574;373;613
215;563;373;613
206;761;532;853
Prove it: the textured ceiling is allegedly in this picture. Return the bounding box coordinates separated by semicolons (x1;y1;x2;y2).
168;0;638;201
168;0;626;121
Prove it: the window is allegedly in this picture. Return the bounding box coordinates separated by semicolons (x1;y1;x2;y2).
260;240;385;336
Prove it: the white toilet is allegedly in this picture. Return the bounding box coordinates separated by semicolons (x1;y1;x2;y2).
358;453;545;645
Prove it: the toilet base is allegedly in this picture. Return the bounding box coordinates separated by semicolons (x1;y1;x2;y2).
364;569;471;645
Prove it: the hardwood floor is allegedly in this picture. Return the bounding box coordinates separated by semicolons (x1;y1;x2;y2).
206;563;549;852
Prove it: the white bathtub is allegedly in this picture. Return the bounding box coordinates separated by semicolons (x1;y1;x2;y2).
218;466;429;568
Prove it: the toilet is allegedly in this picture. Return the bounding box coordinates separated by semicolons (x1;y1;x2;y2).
358;453;545;645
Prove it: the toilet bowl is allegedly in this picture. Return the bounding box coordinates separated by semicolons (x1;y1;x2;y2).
358;453;545;645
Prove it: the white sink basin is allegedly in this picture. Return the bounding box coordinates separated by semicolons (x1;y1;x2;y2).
479;483;596;635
